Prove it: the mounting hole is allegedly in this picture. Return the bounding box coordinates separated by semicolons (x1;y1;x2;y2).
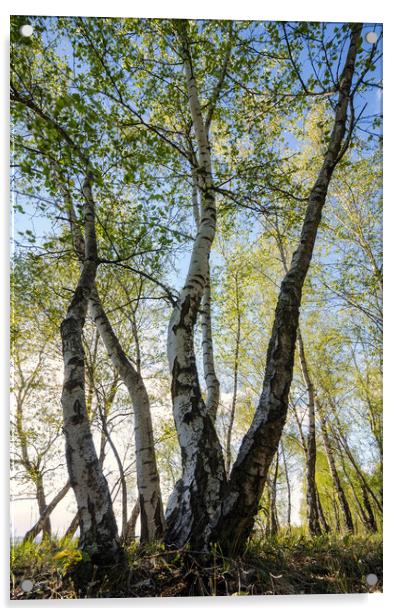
21;579;34;592
19;24;33;38
366;573;378;586
365;32;377;45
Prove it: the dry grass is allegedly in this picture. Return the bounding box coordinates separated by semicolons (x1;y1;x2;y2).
10;530;382;599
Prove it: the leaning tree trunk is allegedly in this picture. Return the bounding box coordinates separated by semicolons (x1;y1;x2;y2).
213;24;362;554
97;377;129;542
360;484;378;533
24;481;71;543
164;20;227;549
63;189;165;544
89;289;165;543
318;402;354;532
15;389;53;539
336;439;378;532
64;512;80;540
60;173;121;565
332;497;341;532
331;405;382;514
274;225;321;535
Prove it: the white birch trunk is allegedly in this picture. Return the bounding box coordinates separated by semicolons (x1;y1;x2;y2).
200;275;220;422
192;171;220;421
88;288;165;543
64;190;165;544
225;272;241;475
60;173;122;564
164;20;227;549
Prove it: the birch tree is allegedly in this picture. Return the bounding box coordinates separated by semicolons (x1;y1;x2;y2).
59;172;122;564
164;20;229;549
64;191;165;543
214;24;363;553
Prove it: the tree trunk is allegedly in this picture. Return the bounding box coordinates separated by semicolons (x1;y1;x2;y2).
213;24;362;554
60;173;121;565
297;330;321;535
124;498;140;545
332;409;382;514
318;403;354;532
269;452;279;535
24;481;71;543
33;476;51;540
274;223;321;535
332;497;341;532
336;440;378;532
96;376;129;543
164;20;227;550
89;288;165;543
361;483;378;533
226;273;241;475
64;188;165;544
315;486;330;533
191;171;220;422
14;382;54;540
64;512;80;540
281;441;291;530
201;276;220;421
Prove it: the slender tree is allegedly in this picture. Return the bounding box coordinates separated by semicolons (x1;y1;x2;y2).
164;20;229;549
64;192;165;543
59;173;122;564
214;24;363;554
317;400;354;533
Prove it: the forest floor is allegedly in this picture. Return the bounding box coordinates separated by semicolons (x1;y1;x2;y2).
10;531;382;599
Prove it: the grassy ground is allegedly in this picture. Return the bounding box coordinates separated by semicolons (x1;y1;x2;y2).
10;530;383;599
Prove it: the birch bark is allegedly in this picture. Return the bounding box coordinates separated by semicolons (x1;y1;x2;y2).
64;193;165;544
226;272;241;475
88;292;165;542
274;227;321;535
214;24;363;554
60;173;122;564
201;276;220;421
192;174;220;422
164;20;227;549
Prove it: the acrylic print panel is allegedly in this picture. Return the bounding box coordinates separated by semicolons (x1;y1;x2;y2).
10;15;382;599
